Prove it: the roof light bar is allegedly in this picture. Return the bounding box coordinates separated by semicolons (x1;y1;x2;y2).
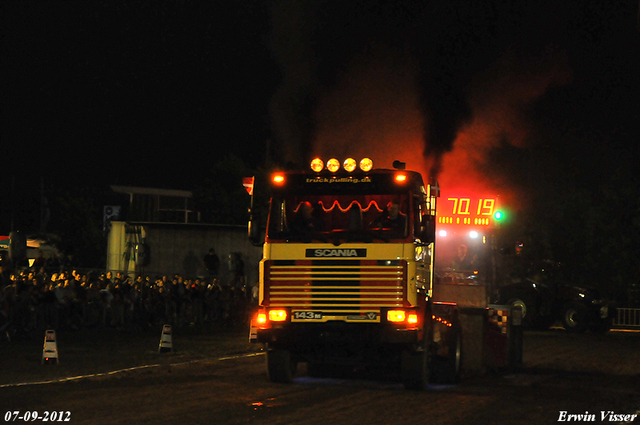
308;157;375;172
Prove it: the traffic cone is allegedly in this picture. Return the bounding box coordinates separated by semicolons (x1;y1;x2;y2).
42;330;59;365
158;324;173;353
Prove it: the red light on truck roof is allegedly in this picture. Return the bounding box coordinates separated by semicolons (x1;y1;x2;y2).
272;173;285;185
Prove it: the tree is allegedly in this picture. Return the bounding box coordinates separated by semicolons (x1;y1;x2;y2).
193;154;253;225
45;184;109;269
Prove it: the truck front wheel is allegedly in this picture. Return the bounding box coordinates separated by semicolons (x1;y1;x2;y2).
561;302;587;333
266;346;298;383
401;348;429;390
431;326;462;384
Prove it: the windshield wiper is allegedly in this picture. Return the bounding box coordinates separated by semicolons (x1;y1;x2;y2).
285;232;328;243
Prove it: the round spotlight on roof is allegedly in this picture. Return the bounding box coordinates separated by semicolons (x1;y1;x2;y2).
326;158;340;173
360;158;373;172
343;158;357;172
310;158;324;172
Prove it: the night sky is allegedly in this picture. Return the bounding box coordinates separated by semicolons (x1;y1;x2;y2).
2;1;640;230
2;1;276;190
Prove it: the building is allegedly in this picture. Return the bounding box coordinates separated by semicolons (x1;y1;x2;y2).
106;186;261;286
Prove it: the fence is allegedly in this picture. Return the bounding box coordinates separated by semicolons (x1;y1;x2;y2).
613;308;640;328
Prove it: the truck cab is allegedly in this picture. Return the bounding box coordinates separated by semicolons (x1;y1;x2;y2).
249;158;461;389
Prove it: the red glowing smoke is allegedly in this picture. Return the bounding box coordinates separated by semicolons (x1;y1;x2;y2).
311;46;429;176
439;50;572;207
311;47;572;211
268;2;574;213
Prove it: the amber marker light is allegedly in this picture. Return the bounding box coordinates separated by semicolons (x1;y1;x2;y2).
310;158;324;172
360;158;373;172
407;313;418;325
257;312;267;325
343;158;357;172
268;309;287;322
326;158;340;172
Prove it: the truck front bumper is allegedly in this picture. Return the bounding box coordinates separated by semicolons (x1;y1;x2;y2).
255;322;421;346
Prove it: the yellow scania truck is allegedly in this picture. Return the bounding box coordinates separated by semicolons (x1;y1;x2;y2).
249;158;462;390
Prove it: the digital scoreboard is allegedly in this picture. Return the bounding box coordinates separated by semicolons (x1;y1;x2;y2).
437;196;500;227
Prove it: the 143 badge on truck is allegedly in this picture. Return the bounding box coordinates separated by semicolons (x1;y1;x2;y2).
293;311;323;320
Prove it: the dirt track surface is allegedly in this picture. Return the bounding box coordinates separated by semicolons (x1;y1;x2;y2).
1;327;639;425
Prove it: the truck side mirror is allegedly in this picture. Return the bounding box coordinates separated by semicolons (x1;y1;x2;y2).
419;218;435;244
248;215;262;246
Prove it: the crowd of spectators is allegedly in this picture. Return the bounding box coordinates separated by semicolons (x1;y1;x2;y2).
0;257;258;342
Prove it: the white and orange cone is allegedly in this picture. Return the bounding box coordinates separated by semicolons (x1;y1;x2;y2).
158;324;173;353
42;330;59;365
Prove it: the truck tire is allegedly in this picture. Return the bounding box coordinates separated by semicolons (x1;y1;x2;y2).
561;302;587;333
401;348;429;390
431;326;462;384
266;346;298;383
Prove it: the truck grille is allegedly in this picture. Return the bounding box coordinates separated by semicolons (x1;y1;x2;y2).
264;259;407;313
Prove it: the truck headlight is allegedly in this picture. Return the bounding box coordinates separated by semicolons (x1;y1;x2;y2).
268;309;288;322
387;310;406;323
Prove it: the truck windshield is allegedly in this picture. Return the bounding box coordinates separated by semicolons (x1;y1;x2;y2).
267;194;410;243
435;232;490;284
